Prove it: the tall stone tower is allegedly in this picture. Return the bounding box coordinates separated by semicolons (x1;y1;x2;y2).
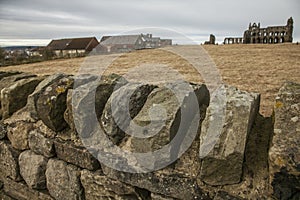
286;17;294;42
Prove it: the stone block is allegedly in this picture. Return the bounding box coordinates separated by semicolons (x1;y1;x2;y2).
80;169;145;199
101;83;156;145
36;76;73;131
27;73;65;120
28;130;55;158
102;166;209;200
0;71;21;80
6;120;33;150
18;150;48;189
0;190;15;200
0;122;7;139
54;139;100;170
151;193;174;200
0;73;36;94
3;178;53;200
269;81;300;199
213;191;243;200
63;74;98;132
45;159;84;200
124;82;209;170
1;77;43;119
70;74;127;138
0;141;21;181
199;85;260;186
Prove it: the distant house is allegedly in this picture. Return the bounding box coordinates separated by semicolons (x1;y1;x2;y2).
97;35;145;54
26;47;45;57
47;37;99;57
142;34;172;49
98;34;172;54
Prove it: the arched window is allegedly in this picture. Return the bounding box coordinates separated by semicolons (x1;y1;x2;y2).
257;38;261;43
280;37;285;43
263;37;267;44
274;37;279;43
269;38;273;43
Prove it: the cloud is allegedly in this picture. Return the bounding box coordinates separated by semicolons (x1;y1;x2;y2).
0;0;299;46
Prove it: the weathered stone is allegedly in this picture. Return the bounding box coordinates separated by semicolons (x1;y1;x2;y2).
28;130;55;158
46;159;83;200
0;189;15;200
94;82;209;199
6;120;33;150
34;120;57;138
64;89;75;131
4;106;36;124
64;74;98;132
18;150;48;189
0;73;36;92
0;73;36;119
151;193;174;200
63;90;83;145
54;139;100;170
0;141;21;181
1;77;43;119
213;191;243;200
199;85;260;186
269;81;300;199
71;74;127;138
0;71;21;80
36;76;74;131
0;122;7;139
27;74;65;120
3;178;53;200
125;82;209;170
80;169;145;199
101;83;156;145
102;166;209;200
4;106;37;151
219;114;273;199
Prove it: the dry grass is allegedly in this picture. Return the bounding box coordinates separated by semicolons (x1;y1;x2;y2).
1;44;300;116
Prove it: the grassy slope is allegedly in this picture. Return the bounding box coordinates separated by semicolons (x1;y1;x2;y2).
1;44;300;116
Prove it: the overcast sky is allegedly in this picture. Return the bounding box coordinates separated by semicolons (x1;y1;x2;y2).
0;0;299;46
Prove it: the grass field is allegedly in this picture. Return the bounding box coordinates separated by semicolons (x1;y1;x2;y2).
1;43;300;116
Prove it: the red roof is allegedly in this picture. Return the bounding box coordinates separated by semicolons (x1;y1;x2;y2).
47;37;99;51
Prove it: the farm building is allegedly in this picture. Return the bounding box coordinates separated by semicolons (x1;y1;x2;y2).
47;37;99;57
98;34;172;54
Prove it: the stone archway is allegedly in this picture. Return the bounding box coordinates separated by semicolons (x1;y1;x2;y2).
263;37;267;43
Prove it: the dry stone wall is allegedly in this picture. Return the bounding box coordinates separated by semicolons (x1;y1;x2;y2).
0;71;299;200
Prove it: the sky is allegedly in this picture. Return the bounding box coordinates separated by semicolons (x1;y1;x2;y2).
0;0;299;46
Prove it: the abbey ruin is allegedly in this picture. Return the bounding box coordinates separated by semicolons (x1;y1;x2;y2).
224;17;294;44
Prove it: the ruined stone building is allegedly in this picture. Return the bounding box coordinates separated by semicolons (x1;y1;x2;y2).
204;34;216;45
224;17;293;44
